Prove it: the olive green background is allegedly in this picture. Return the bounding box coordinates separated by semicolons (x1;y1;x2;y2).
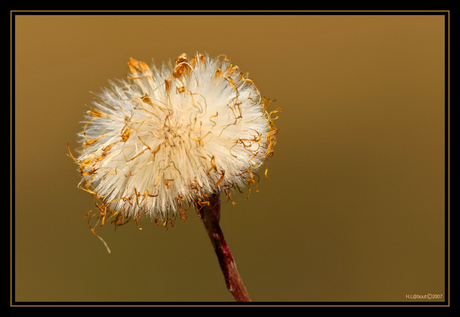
13;14;446;302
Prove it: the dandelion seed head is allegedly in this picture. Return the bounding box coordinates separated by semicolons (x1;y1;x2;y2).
72;53;279;226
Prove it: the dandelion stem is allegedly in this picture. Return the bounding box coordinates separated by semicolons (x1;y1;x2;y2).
198;193;251;302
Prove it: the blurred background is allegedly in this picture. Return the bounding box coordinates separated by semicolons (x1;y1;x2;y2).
13;13;446;303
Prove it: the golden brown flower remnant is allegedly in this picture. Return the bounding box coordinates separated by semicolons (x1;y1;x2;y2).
69;53;280;250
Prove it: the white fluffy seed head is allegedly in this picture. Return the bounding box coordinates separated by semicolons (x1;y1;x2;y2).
72;53;279;227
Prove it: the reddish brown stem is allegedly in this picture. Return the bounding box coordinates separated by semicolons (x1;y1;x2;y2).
197;193;251;302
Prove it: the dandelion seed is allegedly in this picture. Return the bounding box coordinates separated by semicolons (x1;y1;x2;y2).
70;52;280;301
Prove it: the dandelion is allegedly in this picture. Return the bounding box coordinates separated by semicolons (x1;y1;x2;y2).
69;52;280;301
